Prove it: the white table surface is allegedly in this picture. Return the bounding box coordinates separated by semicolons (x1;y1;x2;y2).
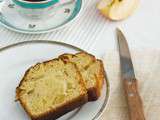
0;0;160;57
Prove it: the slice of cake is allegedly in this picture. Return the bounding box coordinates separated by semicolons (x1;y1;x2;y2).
59;52;105;101
16;58;88;120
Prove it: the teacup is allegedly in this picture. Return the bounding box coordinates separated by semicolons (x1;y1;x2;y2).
12;0;60;19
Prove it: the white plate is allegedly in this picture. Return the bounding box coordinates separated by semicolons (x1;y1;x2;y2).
0;0;82;34
0;41;109;120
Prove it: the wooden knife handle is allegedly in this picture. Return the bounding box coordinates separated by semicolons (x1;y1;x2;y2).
123;78;145;120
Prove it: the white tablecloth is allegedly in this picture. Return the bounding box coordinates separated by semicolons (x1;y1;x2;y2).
0;0;160;57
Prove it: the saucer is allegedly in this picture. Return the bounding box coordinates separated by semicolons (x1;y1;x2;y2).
0;0;82;34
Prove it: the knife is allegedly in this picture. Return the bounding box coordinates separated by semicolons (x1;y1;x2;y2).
116;28;145;120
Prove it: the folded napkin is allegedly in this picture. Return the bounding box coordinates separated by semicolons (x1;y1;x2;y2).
100;49;160;120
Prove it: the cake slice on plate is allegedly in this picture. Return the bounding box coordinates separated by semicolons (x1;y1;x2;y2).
59;52;105;101
16;58;88;120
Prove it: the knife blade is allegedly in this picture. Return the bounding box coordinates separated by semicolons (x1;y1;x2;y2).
116;28;145;120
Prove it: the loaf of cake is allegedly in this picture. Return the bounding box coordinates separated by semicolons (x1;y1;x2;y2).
16;58;88;120
59;52;104;101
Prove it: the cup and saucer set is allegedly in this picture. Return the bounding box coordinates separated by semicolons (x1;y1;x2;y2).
0;0;82;33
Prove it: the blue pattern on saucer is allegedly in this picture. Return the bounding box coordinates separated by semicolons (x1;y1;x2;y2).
0;0;82;34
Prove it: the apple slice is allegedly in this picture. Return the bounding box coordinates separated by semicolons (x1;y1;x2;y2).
97;0;139;20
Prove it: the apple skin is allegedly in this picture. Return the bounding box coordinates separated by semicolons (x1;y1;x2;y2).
97;0;139;21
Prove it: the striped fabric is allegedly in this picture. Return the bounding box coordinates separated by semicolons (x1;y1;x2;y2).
1;0;160;57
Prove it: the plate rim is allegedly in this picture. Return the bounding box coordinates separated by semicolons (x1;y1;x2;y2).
0;0;83;34
0;40;110;120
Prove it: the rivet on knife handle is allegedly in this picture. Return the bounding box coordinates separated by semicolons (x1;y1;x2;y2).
123;78;145;120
